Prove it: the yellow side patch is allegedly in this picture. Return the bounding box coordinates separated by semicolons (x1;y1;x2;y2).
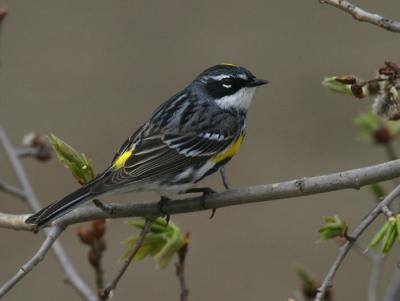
112;147;135;169
211;135;244;164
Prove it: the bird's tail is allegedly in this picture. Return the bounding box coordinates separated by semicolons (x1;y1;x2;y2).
25;184;95;230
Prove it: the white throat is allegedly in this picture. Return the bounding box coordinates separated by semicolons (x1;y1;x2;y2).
214;87;256;110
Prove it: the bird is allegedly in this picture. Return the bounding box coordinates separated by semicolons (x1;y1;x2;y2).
25;64;268;230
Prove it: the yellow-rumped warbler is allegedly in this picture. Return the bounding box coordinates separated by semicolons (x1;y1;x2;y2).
26;64;268;229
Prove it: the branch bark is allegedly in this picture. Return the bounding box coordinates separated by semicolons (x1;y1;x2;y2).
53;158;400;227
382;268;400;301
2;158;400;231
315;184;400;301
0;213;33;231
0;225;64;298
320;0;400;33
100;218;154;300
0;127;97;301
0;181;26;200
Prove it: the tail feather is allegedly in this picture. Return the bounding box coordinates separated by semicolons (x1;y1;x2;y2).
26;185;94;229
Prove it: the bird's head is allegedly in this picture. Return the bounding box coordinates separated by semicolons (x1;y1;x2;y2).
193;64;268;111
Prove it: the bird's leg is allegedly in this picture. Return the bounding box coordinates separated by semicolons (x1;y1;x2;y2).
185;187;216;219
93;199;115;215
158;196;171;224
219;167;230;190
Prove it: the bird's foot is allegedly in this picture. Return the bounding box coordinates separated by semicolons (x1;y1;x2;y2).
158;196;171;225
219;167;231;190
185;187;216;219
93;199;115;215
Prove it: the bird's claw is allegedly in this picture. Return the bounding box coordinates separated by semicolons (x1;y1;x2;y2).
158;196;171;225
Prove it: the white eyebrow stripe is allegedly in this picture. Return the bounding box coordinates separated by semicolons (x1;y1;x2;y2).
238;74;248;79
209;74;230;81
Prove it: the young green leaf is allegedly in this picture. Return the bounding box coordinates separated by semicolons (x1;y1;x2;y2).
369;183;386;201
369;217;399;255
48;134;95;184
295;264;318;291
123;217;186;269
369;219;391;249
322;77;354;95
318;215;347;240
395;216;400;242
387;119;400;136
354;112;383;140
382;218;398;255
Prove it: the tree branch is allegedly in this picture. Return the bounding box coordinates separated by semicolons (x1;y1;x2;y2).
315;184;400;301
54;158;400;227
0;181;26;200
0;127;97;301
0;212;33;231
1;158;400;231
382;268;400;301
368;252;383;301
100;218;154;300
320;0;400;33
0;225;64;298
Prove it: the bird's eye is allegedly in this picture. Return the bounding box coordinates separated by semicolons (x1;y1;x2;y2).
221;78;233;88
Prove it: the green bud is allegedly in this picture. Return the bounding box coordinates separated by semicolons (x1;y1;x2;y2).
318;215;347;240
322;76;354;95
395;215;400;241
295;264;318;290
369;220;391;249
369;183;386;201
48;134;94;184
382;218;397;255
354;112;383;141
123;217;186;269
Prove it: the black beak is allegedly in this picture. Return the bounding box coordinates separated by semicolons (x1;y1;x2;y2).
245;78;269;87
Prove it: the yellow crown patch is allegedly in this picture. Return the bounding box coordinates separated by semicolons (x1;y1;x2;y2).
222;63;237;67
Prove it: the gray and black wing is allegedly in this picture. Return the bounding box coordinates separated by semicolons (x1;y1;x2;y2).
91;129;241;193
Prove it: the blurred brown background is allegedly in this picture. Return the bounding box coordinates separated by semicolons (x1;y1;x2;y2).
1;1;400;300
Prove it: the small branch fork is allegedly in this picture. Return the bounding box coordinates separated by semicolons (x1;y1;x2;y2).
319;0;400;33
0;127;97;301
99;218;154;300
315;184;400;301
0;181;26;200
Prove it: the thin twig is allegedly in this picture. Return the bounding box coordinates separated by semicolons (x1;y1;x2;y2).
319;0;400;33
382;269;400;301
0;181;26;200
384;144;398;162
0;127;97;301
315;184;400;301
368;252;383;301
0;225;64;298
93;240;105;292
176;235;189;301
100;218;154;300
14;147;39;158
381;205;393;218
